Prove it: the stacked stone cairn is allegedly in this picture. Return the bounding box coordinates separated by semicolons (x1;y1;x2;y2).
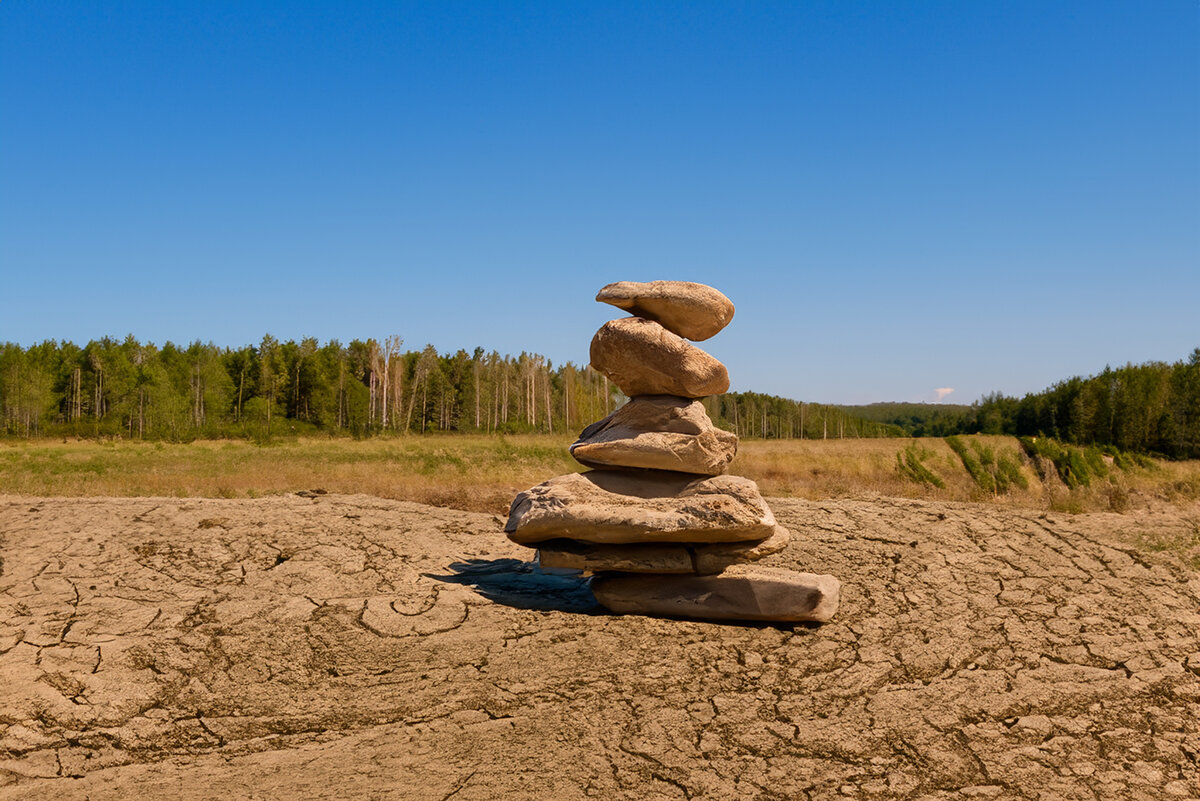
504;281;841;623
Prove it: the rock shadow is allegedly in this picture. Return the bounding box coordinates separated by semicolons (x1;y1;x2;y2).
427;559;822;630
426;558;604;615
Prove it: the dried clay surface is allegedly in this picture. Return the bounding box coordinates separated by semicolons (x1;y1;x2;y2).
1;493;1198;801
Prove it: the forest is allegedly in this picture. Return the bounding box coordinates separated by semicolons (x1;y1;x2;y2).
847;351;1200;459
0;336;877;442
838;402;977;438
968;350;1200;459
2;338;1196;458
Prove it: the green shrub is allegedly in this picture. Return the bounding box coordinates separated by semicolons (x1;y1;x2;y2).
1083;447;1109;480
896;442;945;488
995;449;1029;490
1019;437;1147;489
946;436;995;493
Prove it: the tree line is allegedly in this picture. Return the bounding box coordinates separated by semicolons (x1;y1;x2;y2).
848;350;1200;459
706;392;902;440
970;350;1200;459
0;335;898;442
837;402;977;438
5;337;1193;457
0;336;620;440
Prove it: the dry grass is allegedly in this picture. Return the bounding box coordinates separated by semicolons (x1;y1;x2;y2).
0;436;581;515
737;435;1200;513
739;436;1030;502
2;434;1198;515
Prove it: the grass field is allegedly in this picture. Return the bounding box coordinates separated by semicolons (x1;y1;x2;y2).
2;434;1198;514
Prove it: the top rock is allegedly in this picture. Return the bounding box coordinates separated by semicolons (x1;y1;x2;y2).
596;281;735;341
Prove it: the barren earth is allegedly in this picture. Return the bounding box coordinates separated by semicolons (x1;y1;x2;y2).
1;491;1198;800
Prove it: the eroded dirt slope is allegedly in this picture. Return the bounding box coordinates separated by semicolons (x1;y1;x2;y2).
0;493;1197;800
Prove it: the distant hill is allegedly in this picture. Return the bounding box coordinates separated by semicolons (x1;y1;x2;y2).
836;402;976;437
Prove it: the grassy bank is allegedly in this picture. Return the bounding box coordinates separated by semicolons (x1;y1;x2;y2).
2;434;1198;514
740;435;1200;513
0;435;579;514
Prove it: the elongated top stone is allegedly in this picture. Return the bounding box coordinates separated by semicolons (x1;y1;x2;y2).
505;470;776;546
590;318;729;399
597;281;735;341
570;395;738;475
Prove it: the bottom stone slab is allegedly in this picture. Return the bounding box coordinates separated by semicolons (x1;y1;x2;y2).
590;564;840;623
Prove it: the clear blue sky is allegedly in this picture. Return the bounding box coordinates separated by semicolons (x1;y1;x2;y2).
2;1;1197;405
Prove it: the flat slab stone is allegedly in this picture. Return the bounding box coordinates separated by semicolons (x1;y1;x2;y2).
590;565;840;623
570;395;738;475
694;525;791;574
590;318;729;399
536;525;791;575
505;471;776;546
596;280;735;341
537;540;695;574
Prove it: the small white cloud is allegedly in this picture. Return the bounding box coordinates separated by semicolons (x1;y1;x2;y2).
934;387;956;401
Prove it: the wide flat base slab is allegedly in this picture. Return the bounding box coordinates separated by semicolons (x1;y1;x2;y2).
590;564;840;623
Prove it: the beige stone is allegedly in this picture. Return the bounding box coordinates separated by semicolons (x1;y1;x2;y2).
537;540;695;574
694;525;791;574
591;564;840;623
505;471;776;546
569;395;737;475
596;281;735;341
535;525;791;575
589;318;729;399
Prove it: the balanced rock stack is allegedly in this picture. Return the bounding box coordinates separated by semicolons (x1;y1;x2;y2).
504;281;840;624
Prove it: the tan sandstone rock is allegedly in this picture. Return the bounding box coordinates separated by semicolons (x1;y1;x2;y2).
505;471;776;546
589;318;729;399
693;525;791;574
569;395;737;475
591;564;840;623
537;540;695;574
596;280;735;341
536;525;791;575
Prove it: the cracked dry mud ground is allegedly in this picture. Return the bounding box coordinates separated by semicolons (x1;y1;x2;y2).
0;494;1198;801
